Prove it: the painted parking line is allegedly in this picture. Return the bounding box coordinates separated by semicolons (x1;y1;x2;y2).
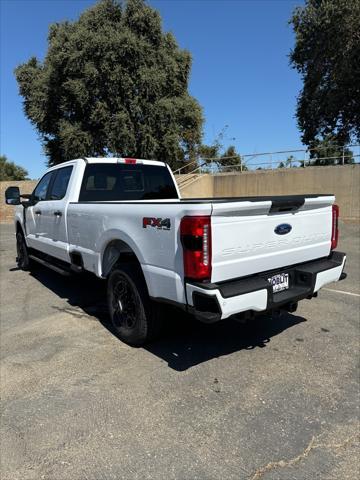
323;288;360;297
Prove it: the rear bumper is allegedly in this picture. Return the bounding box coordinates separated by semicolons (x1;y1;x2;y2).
186;251;346;322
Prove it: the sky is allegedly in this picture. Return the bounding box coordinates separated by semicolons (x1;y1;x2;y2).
0;0;304;179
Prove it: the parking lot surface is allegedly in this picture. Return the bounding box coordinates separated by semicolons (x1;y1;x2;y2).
1;221;359;480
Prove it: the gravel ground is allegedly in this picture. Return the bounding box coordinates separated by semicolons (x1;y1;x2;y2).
1;221;359;480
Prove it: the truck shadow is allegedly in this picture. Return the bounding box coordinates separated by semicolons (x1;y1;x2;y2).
28;268;306;372
145;309;306;371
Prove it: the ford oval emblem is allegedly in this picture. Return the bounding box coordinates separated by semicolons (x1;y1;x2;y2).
275;223;292;235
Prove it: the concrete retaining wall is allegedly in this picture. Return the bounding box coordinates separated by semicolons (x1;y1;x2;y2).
179;165;360;220
0;181;37;223
176;174;214;198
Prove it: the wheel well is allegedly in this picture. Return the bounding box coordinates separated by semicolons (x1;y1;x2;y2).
102;239;142;278
15;222;23;235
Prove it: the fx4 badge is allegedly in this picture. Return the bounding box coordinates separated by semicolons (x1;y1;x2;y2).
143;217;171;230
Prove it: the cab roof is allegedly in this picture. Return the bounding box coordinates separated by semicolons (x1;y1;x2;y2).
47;157;167;171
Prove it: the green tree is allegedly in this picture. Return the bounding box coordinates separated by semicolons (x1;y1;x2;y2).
15;0;203;169
197;144;220;166
197;126;227;167
197;126;245;172
309;135;354;165
290;0;360;147
0;155;29;181
278;155;296;169
220;145;247;172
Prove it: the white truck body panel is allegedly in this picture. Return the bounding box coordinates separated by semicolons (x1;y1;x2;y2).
186;282;268;319
211;201;333;283
314;255;346;292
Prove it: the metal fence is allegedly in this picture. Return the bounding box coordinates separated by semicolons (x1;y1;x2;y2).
174;144;360;177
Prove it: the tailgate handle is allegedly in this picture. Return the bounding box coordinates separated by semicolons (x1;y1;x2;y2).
270;198;305;213
54;211;62;217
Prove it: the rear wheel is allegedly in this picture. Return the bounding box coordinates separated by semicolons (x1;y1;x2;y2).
107;263;162;346
16;230;31;271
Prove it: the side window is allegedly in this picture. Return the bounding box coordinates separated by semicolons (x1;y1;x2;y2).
33;172;53;203
49;166;73;200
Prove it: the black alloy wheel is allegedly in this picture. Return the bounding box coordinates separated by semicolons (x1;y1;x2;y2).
107;263;163;346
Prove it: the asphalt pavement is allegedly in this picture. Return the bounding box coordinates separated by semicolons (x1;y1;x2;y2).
1;221;359;480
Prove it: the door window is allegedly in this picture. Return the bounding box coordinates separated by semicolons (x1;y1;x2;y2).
32;172;53;203
49;166;73;200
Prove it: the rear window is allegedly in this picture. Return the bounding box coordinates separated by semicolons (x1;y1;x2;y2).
79;163;178;201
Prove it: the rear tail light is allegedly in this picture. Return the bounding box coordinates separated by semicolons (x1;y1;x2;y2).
180;216;212;281
331;204;339;250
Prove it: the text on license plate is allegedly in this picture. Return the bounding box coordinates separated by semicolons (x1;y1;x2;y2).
268;273;289;293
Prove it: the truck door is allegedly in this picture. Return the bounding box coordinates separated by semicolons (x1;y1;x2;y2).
25;171;54;252
39;165;74;262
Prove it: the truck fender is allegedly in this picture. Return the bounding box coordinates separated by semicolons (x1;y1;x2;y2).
15;220;27;243
99;231;145;279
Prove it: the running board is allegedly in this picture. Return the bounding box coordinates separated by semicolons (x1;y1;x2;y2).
70;264;83;273
29;255;71;276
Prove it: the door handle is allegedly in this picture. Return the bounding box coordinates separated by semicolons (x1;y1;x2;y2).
54;211;62;217
35;210;41;215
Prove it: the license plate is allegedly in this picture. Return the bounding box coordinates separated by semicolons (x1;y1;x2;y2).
268;273;289;293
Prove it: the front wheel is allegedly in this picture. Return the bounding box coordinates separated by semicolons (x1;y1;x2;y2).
16;231;31;271
107;264;162;346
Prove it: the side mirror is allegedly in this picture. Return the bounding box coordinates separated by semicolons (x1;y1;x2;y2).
5;186;21;205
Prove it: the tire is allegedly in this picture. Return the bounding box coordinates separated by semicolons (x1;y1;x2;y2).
107;263;163;346
16;230;31;271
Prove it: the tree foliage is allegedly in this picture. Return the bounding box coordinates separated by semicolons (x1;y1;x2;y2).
198;126;245;172
0;155;29;181
290;0;360;147
197;126;226;165
278;155;296;169
309;135;354;165
15;0;203;169
220;146;247;171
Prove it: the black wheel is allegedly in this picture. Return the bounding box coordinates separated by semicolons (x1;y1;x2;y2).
107;263;162;346
16;230;31;271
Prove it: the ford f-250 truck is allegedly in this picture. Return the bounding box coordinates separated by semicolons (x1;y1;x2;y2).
5;157;346;345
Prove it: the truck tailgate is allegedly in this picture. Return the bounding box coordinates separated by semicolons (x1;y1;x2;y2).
210;195;334;283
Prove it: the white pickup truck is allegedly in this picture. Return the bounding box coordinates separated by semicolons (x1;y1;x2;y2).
5;157;346;345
